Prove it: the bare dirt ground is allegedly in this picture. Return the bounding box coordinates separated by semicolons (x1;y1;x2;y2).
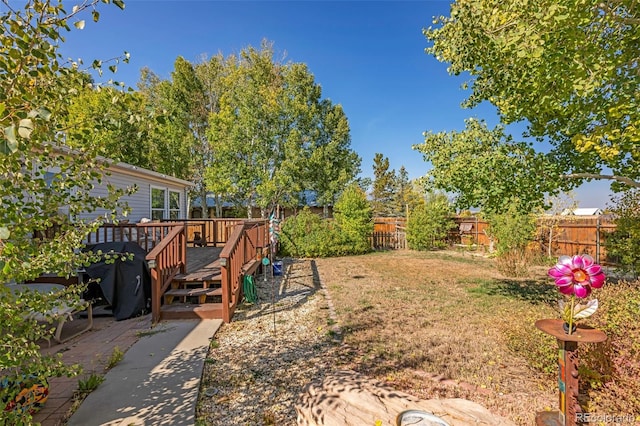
197;251;558;425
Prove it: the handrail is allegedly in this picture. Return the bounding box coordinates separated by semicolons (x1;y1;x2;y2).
219;220;268;322
145;225;186;324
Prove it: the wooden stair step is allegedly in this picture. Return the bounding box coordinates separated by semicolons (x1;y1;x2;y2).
174;271;221;282
164;287;222;304
160;303;224;320
165;288;222;297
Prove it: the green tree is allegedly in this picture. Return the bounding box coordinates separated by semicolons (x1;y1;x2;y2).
424;0;640;194
208;41;358;218
406;192;453;250
64;84;154;168
0;1;126;423
306;101;361;218
371;153;396;217
415;118;559;214
169;56;217;217
392;166;424;218
333;183;373;254
208;43;291;218
137;67;193;180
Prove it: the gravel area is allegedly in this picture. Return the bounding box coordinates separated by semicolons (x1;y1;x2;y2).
196;258;344;425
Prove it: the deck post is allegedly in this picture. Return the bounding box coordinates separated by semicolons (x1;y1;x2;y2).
149;261;160;324
181;224;187;274
220;257;231;323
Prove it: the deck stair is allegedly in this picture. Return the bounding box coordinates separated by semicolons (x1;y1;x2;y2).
160;258;225;320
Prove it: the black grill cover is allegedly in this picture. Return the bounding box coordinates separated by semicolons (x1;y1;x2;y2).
85;242;151;321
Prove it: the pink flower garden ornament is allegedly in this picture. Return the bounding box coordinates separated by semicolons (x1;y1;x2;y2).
548;255;606;334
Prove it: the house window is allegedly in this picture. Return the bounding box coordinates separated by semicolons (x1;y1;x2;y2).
151;187;183;220
151;187;166;220
169;191;181;220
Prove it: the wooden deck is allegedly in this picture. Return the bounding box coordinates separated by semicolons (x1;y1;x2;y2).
83;219;270;322
186;246;223;273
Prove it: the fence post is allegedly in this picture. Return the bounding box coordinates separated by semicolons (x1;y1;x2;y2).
596;216;600;264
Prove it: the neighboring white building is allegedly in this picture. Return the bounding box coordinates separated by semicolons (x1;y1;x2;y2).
560;207;603;216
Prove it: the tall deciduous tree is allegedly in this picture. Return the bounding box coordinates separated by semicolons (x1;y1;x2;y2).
422;0;640;205
170;56;217;217
208;41;359;218
64;83;154;168
0;1;126;422
137;67;193;180
306;101;361;218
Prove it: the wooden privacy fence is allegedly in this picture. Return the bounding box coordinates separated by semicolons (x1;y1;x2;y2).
448;215;617;264
374;215;619;264
371;218;407;250
536;216;616;264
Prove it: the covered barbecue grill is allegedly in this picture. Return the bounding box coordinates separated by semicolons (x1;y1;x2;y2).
84;242;151;321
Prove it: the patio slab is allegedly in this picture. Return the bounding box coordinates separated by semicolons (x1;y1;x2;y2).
65;319;221;426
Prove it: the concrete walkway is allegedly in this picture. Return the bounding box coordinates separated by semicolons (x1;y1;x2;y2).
66;319;222;426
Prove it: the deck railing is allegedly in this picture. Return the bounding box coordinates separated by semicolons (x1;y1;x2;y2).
162;218;245;247
88;222;186;324
90;219;267;323
219;220;269;322
145;225;186;324
86;222;183;252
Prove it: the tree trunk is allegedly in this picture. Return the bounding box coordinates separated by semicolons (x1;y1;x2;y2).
201;187;209;219
215;194;222;218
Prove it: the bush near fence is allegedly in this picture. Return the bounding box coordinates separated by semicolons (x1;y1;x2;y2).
373;216;618;264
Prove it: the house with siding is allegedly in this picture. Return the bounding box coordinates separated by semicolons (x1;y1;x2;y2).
75;161;193;223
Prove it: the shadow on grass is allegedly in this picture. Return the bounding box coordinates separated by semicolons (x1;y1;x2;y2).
467;278;559;306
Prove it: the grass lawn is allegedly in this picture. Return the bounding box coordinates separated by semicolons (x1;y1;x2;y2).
314;250;640;425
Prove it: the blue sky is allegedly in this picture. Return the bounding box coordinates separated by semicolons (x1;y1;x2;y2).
56;0;613;208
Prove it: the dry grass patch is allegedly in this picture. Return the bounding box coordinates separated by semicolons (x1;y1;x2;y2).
315;250;566;425
197;252;639;425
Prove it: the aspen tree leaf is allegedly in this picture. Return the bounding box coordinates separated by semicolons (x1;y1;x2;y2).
74;20;85;29
18;118;34;139
3;125;17;152
0;227;10;240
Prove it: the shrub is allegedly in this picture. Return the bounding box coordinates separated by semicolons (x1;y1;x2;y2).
606;190;640;277
280;208;339;258
333;183;373;255
406;192;453;250
280;184;373;257
486;200;537;276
